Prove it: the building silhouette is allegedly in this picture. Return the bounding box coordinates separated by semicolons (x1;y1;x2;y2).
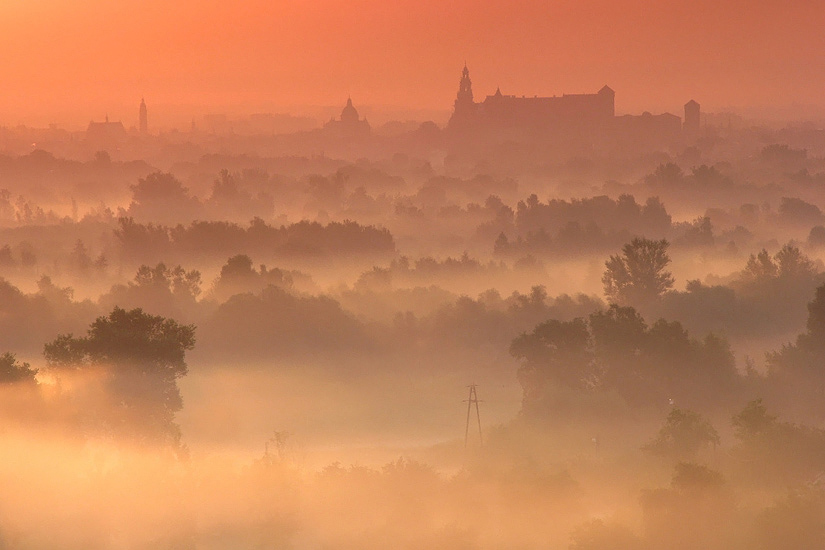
613;111;683;150
447;65;695;152
448;64;614;135
324;97;371;137
684;99;700;138
86;115;127;150
139;98;148;135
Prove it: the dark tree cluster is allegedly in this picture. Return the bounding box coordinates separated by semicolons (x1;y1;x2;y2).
101;262;202;321
44;307;195;449
514;194;671;240
0;276;96;354
491;194;717;259
0;352;37;385
209;253;313;302
511;304;739;416
115;216;395;263
197;285;370;362
354;253;513;292
763;283;825;423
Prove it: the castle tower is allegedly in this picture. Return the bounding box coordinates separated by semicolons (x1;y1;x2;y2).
684;99;700;138
139;98;148;135
456;63;474;106
598;85;616;118
448;64;477;130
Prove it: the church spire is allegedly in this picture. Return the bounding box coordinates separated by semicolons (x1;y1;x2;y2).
449;64;477;130
457;64;473;104
139;97;148;135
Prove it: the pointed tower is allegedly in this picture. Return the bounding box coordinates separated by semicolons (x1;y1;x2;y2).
139;98;148;135
448;64;478;130
456;63;474;106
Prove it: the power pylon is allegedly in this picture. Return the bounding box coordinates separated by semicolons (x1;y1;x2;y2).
464;383;483;448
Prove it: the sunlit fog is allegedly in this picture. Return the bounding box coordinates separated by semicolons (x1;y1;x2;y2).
1;2;824;549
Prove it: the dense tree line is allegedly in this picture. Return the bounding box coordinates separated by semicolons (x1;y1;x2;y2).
116;216;395;263
511;304;739;415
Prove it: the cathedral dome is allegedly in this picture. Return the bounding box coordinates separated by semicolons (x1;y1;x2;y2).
341;97;359;124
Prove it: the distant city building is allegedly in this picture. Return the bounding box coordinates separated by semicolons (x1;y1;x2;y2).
203;114;231;134
139;98;148;135
86;116;127;149
448;64;614;135
684;99;701;137
613;111;683;150
448;65;695;151
324;97;370;136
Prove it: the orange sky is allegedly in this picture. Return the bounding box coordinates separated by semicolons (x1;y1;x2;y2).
2;0;824;127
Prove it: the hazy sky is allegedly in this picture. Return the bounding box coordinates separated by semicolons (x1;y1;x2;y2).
2;0;824;127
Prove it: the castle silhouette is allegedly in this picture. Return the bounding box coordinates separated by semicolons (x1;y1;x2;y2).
449;64;615;132
447;64;699;149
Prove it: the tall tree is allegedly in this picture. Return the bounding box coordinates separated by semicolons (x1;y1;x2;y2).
511;318;594;396
44;307;195;449
766;283;825;421
602;238;674;305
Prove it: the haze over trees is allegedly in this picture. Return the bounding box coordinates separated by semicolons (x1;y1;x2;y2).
44;307;195;449
2;53;825;550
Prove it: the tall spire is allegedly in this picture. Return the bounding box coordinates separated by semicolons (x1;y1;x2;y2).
139;98;148;135
449;64;478;130
457;64;473;104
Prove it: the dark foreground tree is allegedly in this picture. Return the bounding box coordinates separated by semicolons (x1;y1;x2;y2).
510;317;594;395
603;237;674;305
512;304;739;415
44;307;195;449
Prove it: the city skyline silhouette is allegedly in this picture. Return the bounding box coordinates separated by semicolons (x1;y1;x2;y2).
1;1;823;127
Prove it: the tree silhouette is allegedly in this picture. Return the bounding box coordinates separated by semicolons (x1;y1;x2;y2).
643;407;720;461
44;307;195;449
738;244;816;287
731;398;825;485
510;318;594;396
133;263;202;301
0;352;37;384
602;238;674;305
732;398;778;441
765;283;825;421
802;283;825;351
740;249;777;285
512;304;739;414
775;243;817;279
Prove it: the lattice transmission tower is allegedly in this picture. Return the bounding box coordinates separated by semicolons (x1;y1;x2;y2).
464;383;483;448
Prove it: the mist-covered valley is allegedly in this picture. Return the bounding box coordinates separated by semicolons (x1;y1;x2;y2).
1;87;825;549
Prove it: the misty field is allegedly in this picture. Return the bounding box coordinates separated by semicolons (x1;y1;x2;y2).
2;3;825;546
